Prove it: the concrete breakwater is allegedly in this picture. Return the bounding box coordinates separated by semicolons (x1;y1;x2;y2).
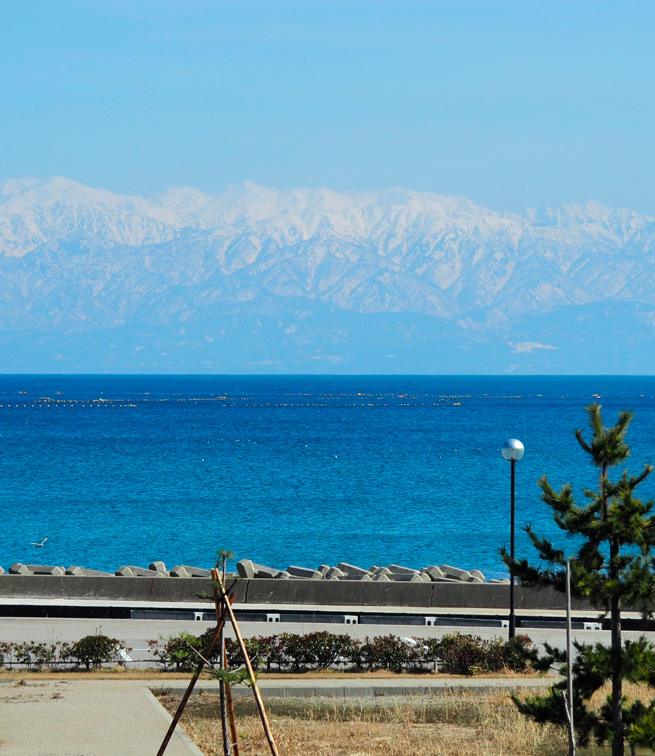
237;559;509;584
0;558;593;611
2;559;509;584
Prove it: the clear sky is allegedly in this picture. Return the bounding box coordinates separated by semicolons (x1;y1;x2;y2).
2;0;655;214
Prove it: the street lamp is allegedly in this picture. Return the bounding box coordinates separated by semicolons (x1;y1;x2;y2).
502;438;524;639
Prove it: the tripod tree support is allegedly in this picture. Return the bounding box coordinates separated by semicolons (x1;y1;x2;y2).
212;568;280;756
156;571;280;756
213;574;239;756
156;598;231;756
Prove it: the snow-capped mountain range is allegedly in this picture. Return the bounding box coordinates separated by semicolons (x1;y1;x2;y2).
1;177;655;373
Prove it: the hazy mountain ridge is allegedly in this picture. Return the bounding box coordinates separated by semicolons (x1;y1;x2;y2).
1;177;655;373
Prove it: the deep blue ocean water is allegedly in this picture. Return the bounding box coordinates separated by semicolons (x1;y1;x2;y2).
2;375;655;580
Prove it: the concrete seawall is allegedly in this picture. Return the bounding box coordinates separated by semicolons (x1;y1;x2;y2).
0;575;593;610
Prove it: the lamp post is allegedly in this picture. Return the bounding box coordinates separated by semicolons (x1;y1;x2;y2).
502;438;524;639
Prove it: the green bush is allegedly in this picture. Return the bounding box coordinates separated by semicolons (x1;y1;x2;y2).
500;634;535;672
0;637;120;671
11;641;59;671
57;642;74;666
0;630;534;675
69;634;122;670
261;635;287;671
0;641;13;669
356;635;421;673
274;631;357;672
197;628;223;665
437;633;490;676
303;631;358;670
437;632;533;676
421;637;444;667
148;630;533;676
225;635;285;672
148;633;205;672
0;628;518;676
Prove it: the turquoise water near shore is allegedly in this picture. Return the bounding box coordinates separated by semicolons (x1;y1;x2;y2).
2;375;655;579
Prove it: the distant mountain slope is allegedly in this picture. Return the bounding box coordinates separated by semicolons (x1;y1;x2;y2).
1;177;654;373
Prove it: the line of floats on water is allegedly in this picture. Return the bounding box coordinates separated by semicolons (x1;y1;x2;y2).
0;392;528;409
2;391;653;409
0;400;470;408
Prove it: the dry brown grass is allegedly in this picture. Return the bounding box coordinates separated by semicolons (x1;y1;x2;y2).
158;689;567;756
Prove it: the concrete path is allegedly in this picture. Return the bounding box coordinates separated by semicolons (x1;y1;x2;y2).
0;679;203;756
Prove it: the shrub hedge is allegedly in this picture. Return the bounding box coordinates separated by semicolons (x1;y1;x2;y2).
148;630;534;676
0;631;533;676
0;633;123;671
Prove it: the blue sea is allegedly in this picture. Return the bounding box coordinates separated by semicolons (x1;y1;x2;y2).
2;375;655;580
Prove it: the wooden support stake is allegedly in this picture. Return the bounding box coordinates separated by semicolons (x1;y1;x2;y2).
212;568;280;756
214;596;231;756
224;646;241;756
156;595;233;756
213;579;238;756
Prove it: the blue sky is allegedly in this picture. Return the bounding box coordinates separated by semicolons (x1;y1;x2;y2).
2;0;654;213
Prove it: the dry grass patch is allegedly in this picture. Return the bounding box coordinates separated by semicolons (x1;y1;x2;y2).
157;689;566;756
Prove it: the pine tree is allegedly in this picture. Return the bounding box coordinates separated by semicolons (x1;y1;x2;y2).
502;404;655;756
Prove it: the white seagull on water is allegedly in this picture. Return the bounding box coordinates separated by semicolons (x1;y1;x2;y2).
30;536;48;547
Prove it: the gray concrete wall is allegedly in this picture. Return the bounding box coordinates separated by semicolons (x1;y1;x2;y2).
0;575;594;609
244;579;590;609
0;575;228;603
243;579;434;607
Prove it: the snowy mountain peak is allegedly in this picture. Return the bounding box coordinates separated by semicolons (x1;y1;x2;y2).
1;177;655;374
